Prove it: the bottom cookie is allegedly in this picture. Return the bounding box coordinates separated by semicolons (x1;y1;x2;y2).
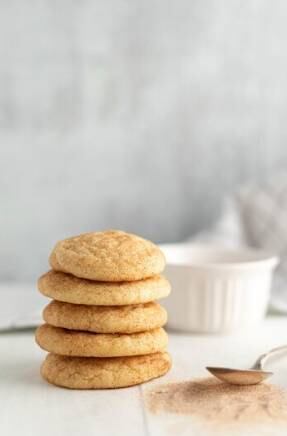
41;352;171;389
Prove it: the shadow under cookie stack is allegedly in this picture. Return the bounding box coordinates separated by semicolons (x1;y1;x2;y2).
36;230;172;389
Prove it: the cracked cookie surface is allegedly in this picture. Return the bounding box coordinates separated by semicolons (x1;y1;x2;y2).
43;300;167;333
49;230;166;281
36;324;168;357
38;270;170;305
41;352;171;389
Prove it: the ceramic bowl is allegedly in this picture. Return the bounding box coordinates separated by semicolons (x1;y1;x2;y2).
160;244;279;333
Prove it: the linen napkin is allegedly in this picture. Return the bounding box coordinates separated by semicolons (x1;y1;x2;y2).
0;283;44;331
191;173;287;313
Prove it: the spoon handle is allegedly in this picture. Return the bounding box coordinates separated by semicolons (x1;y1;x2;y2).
252;345;287;370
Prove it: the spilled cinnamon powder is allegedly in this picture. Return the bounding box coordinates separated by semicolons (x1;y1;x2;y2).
145;377;287;428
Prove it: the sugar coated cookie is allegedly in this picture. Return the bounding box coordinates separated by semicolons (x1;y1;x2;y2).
43;300;167;333
41;352;172;389
49;230;165;281
38;270;170;305
35;324;168;357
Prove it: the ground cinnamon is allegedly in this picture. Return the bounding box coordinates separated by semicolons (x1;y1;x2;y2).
145;377;287;428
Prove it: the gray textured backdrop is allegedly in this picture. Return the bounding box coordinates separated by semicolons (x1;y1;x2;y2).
1;1;287;281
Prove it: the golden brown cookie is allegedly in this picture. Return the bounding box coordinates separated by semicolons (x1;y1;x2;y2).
38;270;170;305
41;352;171;389
35;324;168;357
43;300;167;334
49;230;165;281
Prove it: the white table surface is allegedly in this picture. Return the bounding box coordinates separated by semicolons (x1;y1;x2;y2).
1;316;287;436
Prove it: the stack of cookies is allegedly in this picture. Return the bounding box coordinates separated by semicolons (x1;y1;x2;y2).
36;230;171;389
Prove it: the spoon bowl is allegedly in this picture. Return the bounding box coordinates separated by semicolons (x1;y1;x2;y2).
206;345;287;386
206;366;273;385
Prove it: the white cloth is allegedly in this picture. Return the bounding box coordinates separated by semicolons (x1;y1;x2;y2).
191;174;287;313
0;283;44;331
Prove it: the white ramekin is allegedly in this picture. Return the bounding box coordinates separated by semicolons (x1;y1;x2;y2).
160;244;279;333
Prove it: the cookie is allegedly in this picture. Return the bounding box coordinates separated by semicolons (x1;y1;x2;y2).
38;270;170;305
43;300;167;334
41;352;171;389
35;324;168;357
49;230;165;281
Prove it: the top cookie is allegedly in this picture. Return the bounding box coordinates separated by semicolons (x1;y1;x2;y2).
49;230;165;281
